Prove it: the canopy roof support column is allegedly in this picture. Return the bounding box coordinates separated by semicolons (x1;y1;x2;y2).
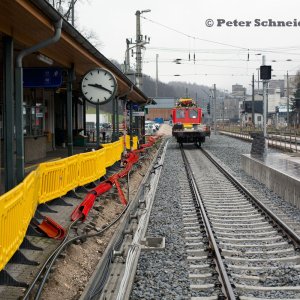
129;102;133;150
15;18;62;183
3;36;14;191
67;66;74;156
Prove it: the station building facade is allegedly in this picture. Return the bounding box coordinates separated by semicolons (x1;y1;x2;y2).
146;98;177;121
0;0;149;193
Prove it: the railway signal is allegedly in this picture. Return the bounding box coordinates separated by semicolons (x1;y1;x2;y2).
260;65;272;80
207;103;211;114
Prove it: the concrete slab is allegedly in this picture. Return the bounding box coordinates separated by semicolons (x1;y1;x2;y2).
241;153;300;208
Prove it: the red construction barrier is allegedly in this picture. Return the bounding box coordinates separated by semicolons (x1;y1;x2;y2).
33;216;66;239
71;136;160;222
140;136;159;149
71;192;97;222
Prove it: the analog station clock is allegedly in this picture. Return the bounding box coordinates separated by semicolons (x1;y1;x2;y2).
81;68;118;105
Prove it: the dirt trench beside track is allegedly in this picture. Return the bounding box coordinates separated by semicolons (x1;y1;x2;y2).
39;146;159;300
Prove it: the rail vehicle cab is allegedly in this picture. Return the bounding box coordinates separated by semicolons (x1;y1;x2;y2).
172;98;202;127
172;98;207;147
172;106;203;126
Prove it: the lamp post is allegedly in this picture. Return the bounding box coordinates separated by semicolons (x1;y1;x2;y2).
156;54;159;97
262;55;268;139
251;74;255;126
287;71;290;127
268;59;292;127
213;84;217;134
135;9;151;90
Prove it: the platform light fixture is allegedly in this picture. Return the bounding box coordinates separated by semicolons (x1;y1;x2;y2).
37;53;53;65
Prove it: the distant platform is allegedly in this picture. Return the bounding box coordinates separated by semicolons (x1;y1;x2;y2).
242;152;300;208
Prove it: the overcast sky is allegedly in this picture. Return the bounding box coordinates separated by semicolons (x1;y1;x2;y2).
77;0;300;93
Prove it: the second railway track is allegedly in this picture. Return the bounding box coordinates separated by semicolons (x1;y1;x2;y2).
182;144;300;299
78;140;300;299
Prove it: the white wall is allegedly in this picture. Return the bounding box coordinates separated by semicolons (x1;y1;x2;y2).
85;113;109;123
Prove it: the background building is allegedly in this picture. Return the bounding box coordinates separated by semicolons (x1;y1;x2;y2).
146;98;177;121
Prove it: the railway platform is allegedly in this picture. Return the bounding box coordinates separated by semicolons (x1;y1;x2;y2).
242;151;300;208
220;130;300;153
0;145;98;195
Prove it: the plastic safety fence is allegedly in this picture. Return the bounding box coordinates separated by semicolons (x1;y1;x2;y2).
102;139;123;168
37;156;77;204
0;138;134;271
115;139;123;161
125;135;138;150
101;143;114;168
37;149;107;203
0;171;37;270
65;155;81;192
78;148;106;186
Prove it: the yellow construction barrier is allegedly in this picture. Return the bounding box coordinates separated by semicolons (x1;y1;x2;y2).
37;157;70;204
24;171;38;225
64;154;80;193
125;135;138;150
78;148;106;186
115;139;123;161
113;139;122;163
0;142;126;271
101;143;114;167
133;136;138;150
37;148;108;203
0;171;37;270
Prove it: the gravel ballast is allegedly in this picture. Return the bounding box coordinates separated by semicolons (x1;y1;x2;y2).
131;141;192;300
130;134;300;299
203;134;300;224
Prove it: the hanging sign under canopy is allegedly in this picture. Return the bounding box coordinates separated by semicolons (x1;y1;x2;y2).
23;68;62;88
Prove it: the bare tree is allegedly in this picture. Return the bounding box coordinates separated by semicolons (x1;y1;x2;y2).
80;27;103;49
48;0;78;24
47;0;103;48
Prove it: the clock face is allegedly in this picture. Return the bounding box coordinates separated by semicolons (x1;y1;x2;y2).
81;68;118;105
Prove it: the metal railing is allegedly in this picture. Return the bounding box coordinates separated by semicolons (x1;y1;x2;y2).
220;124;300;153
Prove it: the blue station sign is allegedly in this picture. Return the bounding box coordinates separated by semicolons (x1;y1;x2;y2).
23;68;62;88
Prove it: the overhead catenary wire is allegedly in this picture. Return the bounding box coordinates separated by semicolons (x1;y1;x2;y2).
138;15;300;85
144;60;260;69
141;16;248;50
146;45;300;59
159;72;252;77
142;16;300;57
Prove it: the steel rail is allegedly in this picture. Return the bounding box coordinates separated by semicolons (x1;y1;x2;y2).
80;138;167;300
180;147;236;300
201;148;300;248
22;206;129;300
23;142;163;300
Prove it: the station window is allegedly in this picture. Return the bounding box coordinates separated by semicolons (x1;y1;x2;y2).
23;89;45;137
189;109;198;119
176;110;185;119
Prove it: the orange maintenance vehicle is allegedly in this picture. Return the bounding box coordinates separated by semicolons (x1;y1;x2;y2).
172;98;210;147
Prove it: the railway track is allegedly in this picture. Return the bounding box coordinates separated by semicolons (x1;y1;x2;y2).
79;139;168;300
182;145;300;299
0;142;161;300
23;138;298;299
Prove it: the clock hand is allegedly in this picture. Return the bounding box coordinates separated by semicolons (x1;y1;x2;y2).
88;83;112;94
